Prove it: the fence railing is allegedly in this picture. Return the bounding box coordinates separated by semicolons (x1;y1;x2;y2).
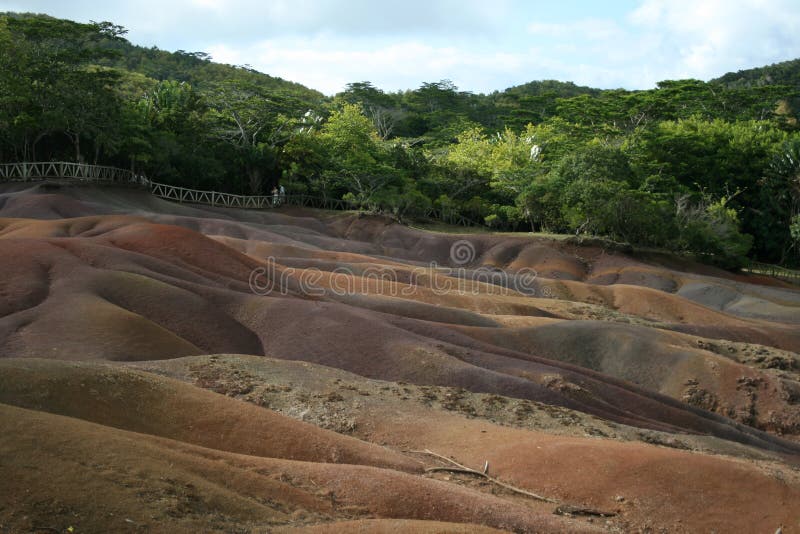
0;161;482;227
149;184;480;226
150;182;277;209
744;261;800;284
0;161;148;186
148;184;382;212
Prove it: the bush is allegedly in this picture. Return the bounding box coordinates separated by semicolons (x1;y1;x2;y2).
672;195;754;268
484;213;500;228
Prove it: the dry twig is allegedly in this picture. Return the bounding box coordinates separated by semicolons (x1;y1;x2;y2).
410;449;558;503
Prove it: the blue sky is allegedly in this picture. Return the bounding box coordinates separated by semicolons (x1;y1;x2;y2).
3;0;800;95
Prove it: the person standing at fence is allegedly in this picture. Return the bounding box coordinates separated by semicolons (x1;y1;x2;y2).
279;184;286;203
271;186;279;207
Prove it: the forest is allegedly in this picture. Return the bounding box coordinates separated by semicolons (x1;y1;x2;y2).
2;12;800;268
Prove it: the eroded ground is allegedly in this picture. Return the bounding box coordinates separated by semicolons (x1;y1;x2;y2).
1;182;799;533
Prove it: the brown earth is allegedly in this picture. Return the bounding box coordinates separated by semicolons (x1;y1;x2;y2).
1;182;800;532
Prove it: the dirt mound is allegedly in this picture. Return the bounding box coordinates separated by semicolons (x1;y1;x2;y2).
455;320;800;437
137;354;800;533
138;354;797;460
400;420;800;533
0;233;263;361
0;401;596;533
0;359;417;471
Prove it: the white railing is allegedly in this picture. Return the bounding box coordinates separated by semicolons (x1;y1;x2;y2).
0;162;357;210
744;261;800;284
0;161;148;186
149;182;276;209
0;161;483;227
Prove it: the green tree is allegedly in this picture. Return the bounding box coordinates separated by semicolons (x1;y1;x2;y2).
673;193;753;268
544;144;667;241
320;103;402;207
760;137;800;264
206;80;299;194
338;82;400;140
0;15;127;161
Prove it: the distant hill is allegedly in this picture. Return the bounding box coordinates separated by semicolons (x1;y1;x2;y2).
98;42;325;102
501;79;601;98
2;11;324;104
712;58;800;89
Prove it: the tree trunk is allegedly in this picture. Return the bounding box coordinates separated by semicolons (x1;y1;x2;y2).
248;167;262;196
525;208;535;233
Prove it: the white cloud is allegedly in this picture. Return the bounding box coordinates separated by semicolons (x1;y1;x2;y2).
524;0;800;89
627;0;800;80
209;0;800;96
209;39;536;95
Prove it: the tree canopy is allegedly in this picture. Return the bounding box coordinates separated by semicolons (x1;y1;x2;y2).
3;12;800;268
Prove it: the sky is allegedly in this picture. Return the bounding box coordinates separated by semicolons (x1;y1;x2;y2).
3;0;800;95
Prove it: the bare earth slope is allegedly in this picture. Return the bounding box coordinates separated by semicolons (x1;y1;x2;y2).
1;182;799;533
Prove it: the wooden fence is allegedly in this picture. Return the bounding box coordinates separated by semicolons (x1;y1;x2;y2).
150;182;276;209
148;184;480;226
148;184;379;212
744;261;800;284
0;161;482;227
0;161;148;186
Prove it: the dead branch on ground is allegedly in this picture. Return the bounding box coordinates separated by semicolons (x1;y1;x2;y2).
410;448;557;503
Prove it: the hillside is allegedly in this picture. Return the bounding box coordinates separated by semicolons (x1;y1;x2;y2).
2;11;324;102
98;36;325;102
713;57;800;89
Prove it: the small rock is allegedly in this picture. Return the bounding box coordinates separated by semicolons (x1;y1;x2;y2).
614;495;625;502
